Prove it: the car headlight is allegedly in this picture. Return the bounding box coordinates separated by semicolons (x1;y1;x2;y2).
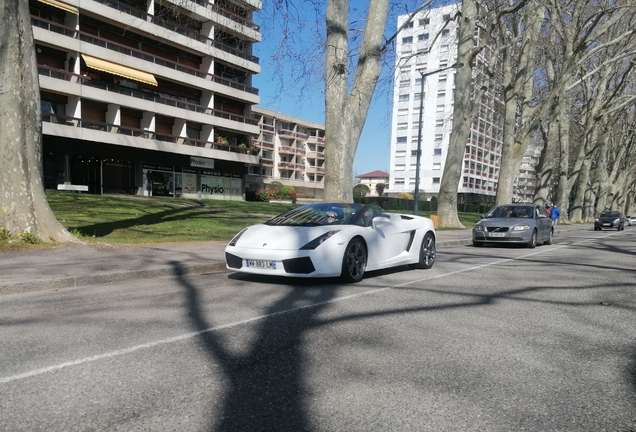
228;228;248;246
613;218;620;224
473;225;484;231
300;230;340;250
512;225;531;231
594;218;599;222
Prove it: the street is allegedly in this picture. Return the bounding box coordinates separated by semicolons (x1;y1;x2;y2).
1;229;635;431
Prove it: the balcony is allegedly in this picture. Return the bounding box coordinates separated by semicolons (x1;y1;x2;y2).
41;111;257;155
261;124;275;132
253;140;274;149
277;146;296;155
38;65;258;127
32;17;259;95
91;0;260;61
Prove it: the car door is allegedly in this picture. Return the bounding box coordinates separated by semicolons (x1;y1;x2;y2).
535;206;550;240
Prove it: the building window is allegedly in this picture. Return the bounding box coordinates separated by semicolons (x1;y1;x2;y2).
396;150;406;157
434;148;442;155
436;119;444;127
404;21;414;28
443;14;451;21
398;108;409;116
397;136;407;143
395;164;406;171
434;134;443;142
394;179;405;185
397;122;408;130
419;18;430;26
399;94;410;101
411;150;418;156
436;105;445;112
433;163;441;170
418;33;429;41
437;90;446;98
439;60;449;68
432;177;441;184
442;29;450;37
402;36;413;43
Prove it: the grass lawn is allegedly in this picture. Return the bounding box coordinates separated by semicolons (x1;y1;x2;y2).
0;193;480;251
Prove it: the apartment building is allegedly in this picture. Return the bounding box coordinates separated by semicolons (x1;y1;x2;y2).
249;106;326;198
32;0;261;200
388;4;505;204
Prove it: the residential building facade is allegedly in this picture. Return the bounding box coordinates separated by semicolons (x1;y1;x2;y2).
32;0;261;200
513;145;542;203
388;4;505;204
249;107;326;198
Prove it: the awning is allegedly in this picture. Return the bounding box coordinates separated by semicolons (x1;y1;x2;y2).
81;54;158;86
38;0;78;14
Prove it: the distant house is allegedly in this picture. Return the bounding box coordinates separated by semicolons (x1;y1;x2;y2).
355;170;390;196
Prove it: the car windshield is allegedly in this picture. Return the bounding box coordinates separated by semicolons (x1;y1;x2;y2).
599;211;619;218
485;206;533;219
265;203;364;226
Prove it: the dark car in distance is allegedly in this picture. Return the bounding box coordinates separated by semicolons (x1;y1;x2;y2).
594;211;624;231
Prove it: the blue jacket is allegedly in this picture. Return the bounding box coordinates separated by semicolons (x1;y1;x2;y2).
551;206;560;219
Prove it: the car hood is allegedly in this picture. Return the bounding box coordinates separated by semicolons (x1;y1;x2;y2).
233;224;343;250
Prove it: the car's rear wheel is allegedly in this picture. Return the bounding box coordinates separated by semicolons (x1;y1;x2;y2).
526;230;537;248
544;229;553;245
341;237;367;283
410;232;436;269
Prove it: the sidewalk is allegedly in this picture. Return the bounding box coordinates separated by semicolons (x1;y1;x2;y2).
0;224;592;296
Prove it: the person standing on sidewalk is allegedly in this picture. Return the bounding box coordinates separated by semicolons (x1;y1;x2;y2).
550;205;561;227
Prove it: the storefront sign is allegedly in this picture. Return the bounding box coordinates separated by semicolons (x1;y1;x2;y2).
190;157;214;169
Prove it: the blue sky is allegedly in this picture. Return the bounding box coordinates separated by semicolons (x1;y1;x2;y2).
251;1;398;177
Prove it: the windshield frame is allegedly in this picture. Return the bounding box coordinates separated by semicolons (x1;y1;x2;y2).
265;203;364;227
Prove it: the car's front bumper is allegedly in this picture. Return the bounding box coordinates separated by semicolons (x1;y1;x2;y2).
472;229;533;244
225;243;345;278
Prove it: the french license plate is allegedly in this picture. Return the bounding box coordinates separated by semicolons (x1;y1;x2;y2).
488;232;506;237
246;259;276;269
603;223;611;226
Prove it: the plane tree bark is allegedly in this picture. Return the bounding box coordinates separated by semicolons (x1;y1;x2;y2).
0;0;76;242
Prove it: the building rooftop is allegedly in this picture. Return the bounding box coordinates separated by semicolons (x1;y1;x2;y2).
356;170;390;179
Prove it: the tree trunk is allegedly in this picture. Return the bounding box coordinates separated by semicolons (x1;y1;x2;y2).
437;0;477;228
0;0;76;242
323;0;389;203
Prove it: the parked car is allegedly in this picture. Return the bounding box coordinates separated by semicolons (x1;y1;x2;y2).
472;204;553;248
626;215;636;226
594;211;625;230
225;203;436;283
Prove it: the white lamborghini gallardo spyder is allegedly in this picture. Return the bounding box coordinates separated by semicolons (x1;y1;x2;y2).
225;203;436;283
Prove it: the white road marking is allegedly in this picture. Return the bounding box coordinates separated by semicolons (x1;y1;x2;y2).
0;232;618;385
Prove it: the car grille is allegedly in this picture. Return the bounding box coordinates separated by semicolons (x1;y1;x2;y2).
486;227;509;232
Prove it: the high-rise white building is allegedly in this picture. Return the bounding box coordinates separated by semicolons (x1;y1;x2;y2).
388;4;505;203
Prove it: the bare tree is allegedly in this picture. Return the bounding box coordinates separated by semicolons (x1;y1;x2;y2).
0;0;76;242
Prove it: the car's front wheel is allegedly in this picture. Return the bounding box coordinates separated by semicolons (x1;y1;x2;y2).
526;230;537;248
410;232;436;269
341;237;367;283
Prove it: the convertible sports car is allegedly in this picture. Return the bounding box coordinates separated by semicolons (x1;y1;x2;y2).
225;203;436;282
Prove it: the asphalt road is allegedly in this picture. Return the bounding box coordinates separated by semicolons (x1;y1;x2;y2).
1;229;635;432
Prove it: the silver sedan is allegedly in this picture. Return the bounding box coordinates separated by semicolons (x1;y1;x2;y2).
472;204;554;248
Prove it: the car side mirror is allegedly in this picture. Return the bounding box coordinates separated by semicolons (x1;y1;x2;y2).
372;216;390;229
